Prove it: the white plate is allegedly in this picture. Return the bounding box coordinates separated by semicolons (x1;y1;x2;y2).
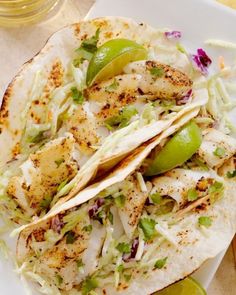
86;0;236;291
1;0;236;294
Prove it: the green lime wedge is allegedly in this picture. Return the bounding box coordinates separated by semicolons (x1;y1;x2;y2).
145;121;202;176
86;38;147;85
154;277;207;295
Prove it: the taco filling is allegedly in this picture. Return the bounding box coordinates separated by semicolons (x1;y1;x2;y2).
16;123;236;294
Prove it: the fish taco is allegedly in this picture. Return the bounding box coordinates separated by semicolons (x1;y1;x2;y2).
16;107;236;294
0;17;207;223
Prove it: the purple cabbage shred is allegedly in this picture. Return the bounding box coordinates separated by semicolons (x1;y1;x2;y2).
88;198;105;218
165;31;181;39
191;48;212;75
122;238;139;262
51;215;64;233
130;238;139;258
176;89;193;105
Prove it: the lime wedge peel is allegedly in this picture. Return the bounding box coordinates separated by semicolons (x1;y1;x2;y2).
86;38;148;85
145;121;202;176
155;277;207;295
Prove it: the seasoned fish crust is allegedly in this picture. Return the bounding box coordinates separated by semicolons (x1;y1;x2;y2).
86;60;193;104
7;134;77;215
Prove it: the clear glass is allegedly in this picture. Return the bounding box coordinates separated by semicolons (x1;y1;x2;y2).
0;0;60;27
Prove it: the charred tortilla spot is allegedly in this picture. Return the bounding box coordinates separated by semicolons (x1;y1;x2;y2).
104;31;113;38
81;33;88;41
11;142;20;157
102;103;110;110
194;202;208;212
123;22;130;29
0;85;12;124
2;110;9;119
93;19;109;29
31;228;46;242
33;100;40;105
118;93;125;101
137;87;144;95
49;60;64;88
32;158;40;167
74;23;81;36
196;177;212;191
42;84;51;100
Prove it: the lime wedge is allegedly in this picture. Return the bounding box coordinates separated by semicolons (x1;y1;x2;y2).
145;121;202;176
86;38;147;85
155;277;207;295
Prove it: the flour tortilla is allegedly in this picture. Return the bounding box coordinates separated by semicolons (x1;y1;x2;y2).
16;109;198;250
17;111;236;295
0;17;207;212
16;107;236;294
105;180;236;295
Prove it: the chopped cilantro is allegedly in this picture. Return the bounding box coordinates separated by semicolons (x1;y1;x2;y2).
83;224;93;232
124;274;132;282
208;181;223;194
105;79;119;92
117;264;124;272
187;188;198;201
116;242;131;254
227;170;236;178
39;195;52;210
114;194;125;208
108;211;113;224
55;158;64;168
55;274;63;285
105;106;138;130
76;259;84;268
66;231;76;244
150;192;162;204
76;28;100;61
160;99;176;108
71;87;84;104
213;147;226;157
73;57;85;67
27;131;45;144
139;218;156;241
198;216;212;228
97;210;106;219
81;277;99;295
59;111;69;122
154;257;168;269
105;195;113;202
80;28;100;52
57;179;68;192
118;106;138;127
149;66;165;77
